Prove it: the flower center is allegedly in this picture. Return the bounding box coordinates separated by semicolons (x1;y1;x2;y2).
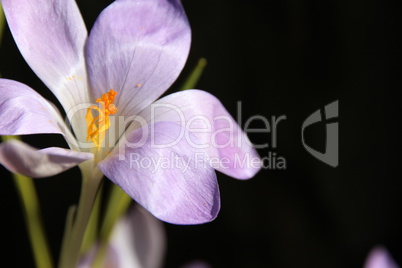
86;89;118;150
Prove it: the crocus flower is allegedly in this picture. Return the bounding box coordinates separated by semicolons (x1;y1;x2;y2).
364;246;400;268
0;0;260;224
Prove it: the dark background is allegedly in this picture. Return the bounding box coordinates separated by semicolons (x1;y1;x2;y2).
0;0;401;267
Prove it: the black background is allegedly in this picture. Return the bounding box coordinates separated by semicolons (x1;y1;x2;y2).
0;0;401;267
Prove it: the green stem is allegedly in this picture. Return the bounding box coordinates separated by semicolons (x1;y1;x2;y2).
58;163;103;268
92;185;132;267
1;136;53;268
180;57;207;91
0;2;5;46
100;185;132;240
59;205;76;264
14;174;54;268
81;182;103;254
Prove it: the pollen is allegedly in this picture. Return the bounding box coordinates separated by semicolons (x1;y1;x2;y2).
86;89;118;150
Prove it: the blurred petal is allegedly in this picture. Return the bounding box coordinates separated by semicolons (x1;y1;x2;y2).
78;245;119;268
364;246;400;268
0;79;70;136
86;0;191;118
110;205;166;268
99;122;220;224
78;205;165;268
0;139;93;178
1;0;90;140
136;90;261;179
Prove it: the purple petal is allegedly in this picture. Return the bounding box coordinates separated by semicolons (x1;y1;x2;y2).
0;79;66;136
136;90;261;179
0;139;93;178
1;0;90;141
109;205;166;268
78;245;119;268
98;122;220;224
364;246;400;268
78;205;166;268
86;0;191;118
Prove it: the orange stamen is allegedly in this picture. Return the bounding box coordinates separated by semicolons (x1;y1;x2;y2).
86;89;118;149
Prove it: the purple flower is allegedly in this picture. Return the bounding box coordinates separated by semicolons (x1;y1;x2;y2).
0;0;260;224
364;246;400;268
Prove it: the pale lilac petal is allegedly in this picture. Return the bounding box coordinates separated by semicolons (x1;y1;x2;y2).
86;0;191;118
99;122;220;224
1;0;90;141
0;139;93;178
109;205;166;268
78;205;165;268
0;79;68;136
78;245;119;268
364;246;400;268
135;90;261;179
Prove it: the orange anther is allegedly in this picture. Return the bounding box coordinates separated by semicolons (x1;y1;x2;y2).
86;89;118;149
